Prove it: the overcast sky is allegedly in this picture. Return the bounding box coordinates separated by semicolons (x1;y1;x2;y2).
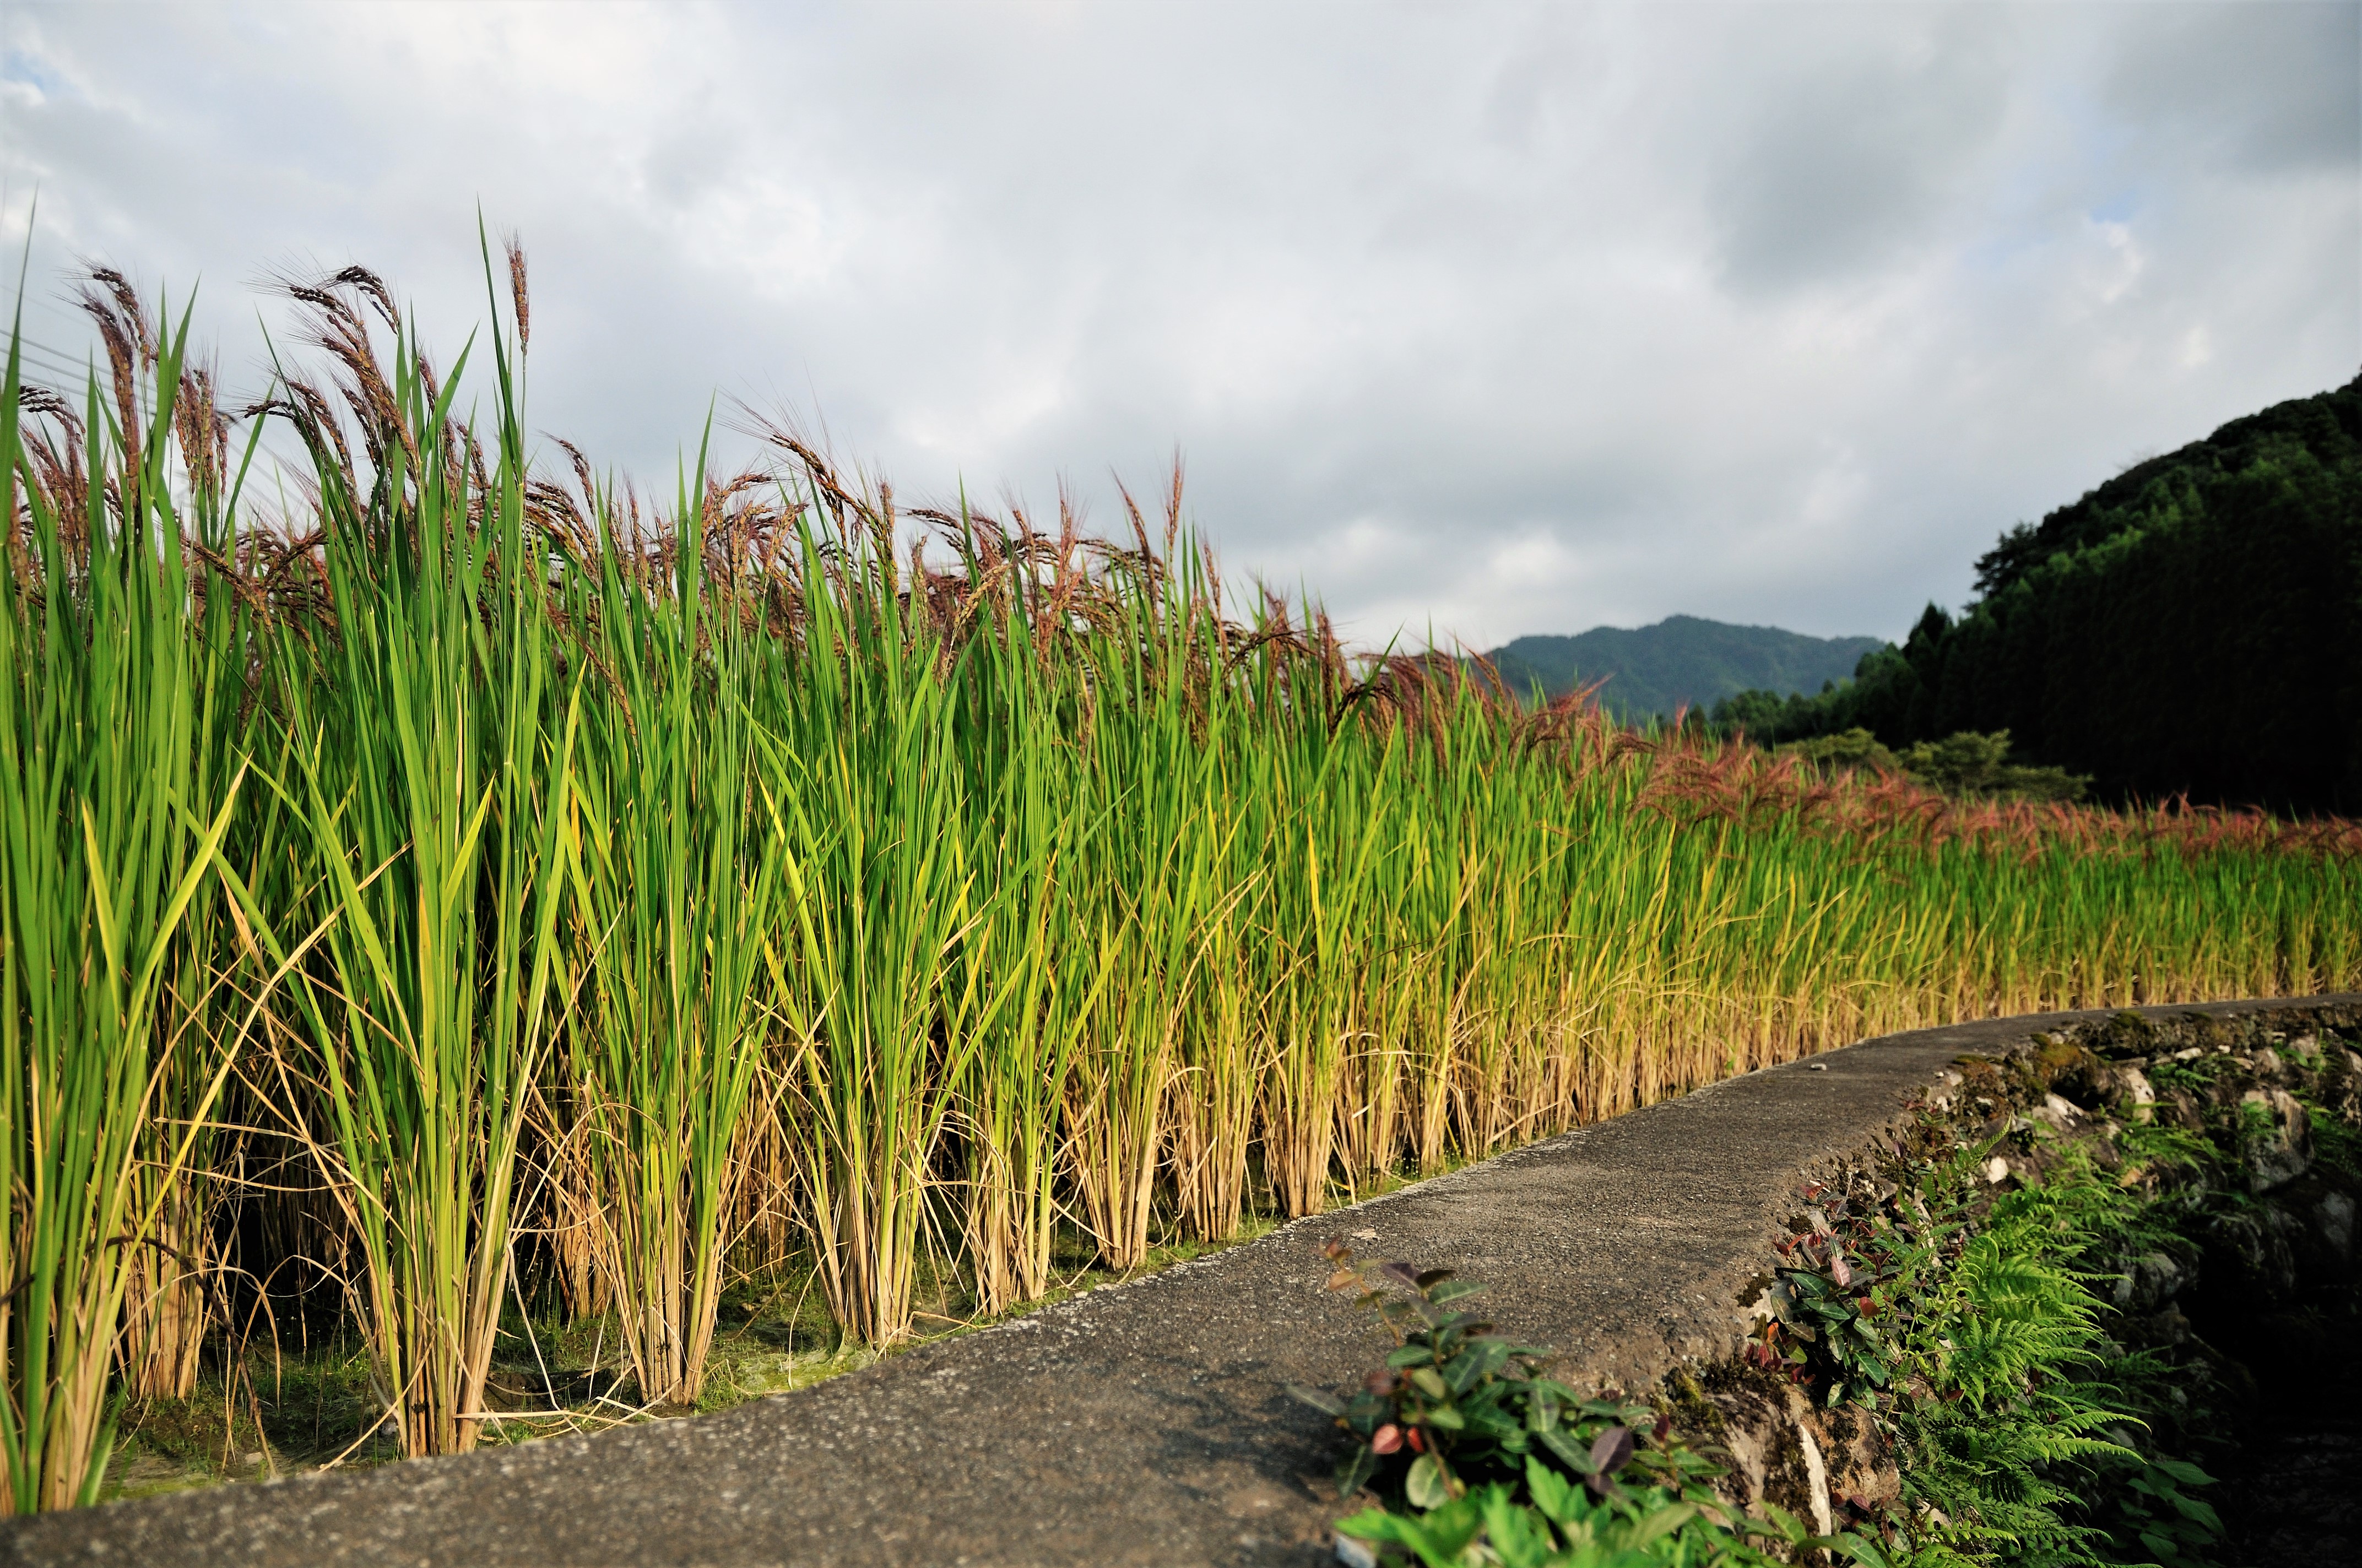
3;1;2354;648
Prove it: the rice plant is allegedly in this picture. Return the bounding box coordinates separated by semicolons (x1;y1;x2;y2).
229;262;578;1458
757;496;977;1347
950;595;1085;1311
6;241;2361;1511
556;460;782;1405
0;290;246;1510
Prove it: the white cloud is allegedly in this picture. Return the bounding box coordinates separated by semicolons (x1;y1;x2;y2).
1;0;2353;648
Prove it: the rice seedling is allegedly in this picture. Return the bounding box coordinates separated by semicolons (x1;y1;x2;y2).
7;239;2361;1511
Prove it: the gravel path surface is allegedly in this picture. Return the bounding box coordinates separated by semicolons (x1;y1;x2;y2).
11;997;2352;1568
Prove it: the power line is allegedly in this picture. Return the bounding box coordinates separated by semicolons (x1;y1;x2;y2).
3;332;228;395
8;325;283;389
6;333;99;383
12;360;92;388
7;333;88;363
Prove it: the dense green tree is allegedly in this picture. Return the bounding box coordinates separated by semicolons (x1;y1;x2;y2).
1714;372;2362;815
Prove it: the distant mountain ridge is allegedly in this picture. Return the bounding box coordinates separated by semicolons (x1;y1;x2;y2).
1481;615;1884;719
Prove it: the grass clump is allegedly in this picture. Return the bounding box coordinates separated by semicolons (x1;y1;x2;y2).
1301;1021;2362;1566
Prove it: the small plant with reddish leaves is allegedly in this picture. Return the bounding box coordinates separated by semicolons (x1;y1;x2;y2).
1744;1176;1963;1412
1290;1241;1877;1566
1290;1239;1684;1506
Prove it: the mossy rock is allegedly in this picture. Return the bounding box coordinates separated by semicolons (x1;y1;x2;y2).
1666;1366;1736;1443
2179;1012;2238;1052
2028;1034;2085;1088
2095;1011;2159;1056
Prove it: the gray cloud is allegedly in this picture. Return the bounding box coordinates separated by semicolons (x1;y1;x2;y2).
2106;0;2360;175
1;0;2354;650
1708;7;2013;294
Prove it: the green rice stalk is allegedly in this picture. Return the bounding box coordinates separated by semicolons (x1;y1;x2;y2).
236;269;577;1456
1;302;246;1509
559;459;781;1403
951;598;1087;1310
759;501;973;1346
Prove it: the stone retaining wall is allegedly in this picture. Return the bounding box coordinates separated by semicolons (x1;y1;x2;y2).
1690;998;2362;1538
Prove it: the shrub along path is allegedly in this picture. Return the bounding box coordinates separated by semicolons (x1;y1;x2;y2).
12;996;2355;1568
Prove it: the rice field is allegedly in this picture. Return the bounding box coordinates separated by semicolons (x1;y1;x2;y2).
6;254;2359;1512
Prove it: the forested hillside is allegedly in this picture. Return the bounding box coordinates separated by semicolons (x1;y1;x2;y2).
1484;615;1882;719
1717;373;2362;816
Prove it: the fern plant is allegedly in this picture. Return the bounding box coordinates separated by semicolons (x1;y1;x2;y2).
1752;1121;2237;1568
1886;1225;2134;1567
